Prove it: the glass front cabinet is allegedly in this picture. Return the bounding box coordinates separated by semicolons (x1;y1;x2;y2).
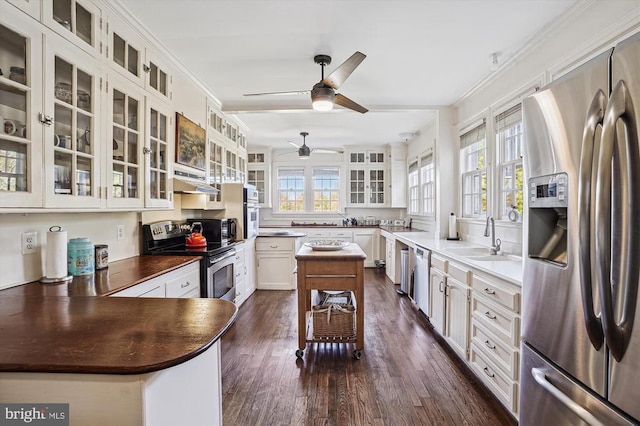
44;34;102;208
0;2;174;211
0;8;44;208
346;149;388;207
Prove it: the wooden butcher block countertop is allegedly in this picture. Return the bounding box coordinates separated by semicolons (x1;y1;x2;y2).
0;256;237;375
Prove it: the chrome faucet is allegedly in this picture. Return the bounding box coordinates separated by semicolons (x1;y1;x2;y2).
484;216;502;255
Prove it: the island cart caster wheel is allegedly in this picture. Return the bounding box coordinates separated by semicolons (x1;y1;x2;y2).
296;349;304;359
353;350;362;360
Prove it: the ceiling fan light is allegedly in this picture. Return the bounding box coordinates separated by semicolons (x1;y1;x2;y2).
298;144;311;159
311;86;335;111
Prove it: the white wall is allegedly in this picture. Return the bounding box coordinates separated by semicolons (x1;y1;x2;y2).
448;1;640;255
0;212;140;289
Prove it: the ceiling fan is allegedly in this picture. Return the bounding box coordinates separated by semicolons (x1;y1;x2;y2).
244;52;368;114
284;132;344;159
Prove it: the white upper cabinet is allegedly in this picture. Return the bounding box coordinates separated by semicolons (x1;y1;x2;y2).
42;0;102;57
106;13;144;87
6;0;41;20
346;148;388;207
143;46;172;102
0;7;44;208
144;97;173;208
44;34;102;208
106;72;145;208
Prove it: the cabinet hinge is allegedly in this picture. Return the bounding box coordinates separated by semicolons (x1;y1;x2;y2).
99;41;102;54
106;22;109;34
99;77;102;91
106;46;109;59
99;17;103;30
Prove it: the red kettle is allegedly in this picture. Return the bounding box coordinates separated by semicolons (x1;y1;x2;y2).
186;222;207;247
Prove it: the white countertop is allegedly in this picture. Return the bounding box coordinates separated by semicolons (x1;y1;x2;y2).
386;231;523;286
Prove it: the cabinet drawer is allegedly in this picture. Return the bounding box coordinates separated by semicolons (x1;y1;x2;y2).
305;230;330;239
448;262;471;284
471;320;519;380
166;266;201;298
472;296;520;346
470;345;518;414
431;254;448;273
330;230;352;239
111;279;164;297
472;274;520;313
304;260;357;276
256;238;294;251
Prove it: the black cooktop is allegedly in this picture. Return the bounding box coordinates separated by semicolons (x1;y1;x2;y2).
146;241;237;258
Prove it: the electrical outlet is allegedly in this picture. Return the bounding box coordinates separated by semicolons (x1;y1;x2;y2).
22;231;38;255
117;225;125;241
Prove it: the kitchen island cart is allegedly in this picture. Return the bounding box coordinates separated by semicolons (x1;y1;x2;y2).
295;243;367;359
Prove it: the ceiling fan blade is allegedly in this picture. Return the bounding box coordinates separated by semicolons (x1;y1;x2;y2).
288;141;301;148
321;51;366;90
278;150;298;156
312;148;344;154
243;90;310;97
334;93;368;114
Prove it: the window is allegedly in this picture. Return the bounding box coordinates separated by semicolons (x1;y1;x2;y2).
408;160;419;214
313;168;339;212
496;105;524;219
460;122;487;217
277;168;304;212
420;154;435;216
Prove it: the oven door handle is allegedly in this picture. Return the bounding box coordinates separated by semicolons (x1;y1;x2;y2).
210;250;237;264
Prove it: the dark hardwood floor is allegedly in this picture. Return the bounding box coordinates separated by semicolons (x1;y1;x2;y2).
221;268;516;425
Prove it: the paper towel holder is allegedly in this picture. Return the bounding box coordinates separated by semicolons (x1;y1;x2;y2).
40;225;73;284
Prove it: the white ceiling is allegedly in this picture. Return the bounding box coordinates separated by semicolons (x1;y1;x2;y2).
119;0;578;151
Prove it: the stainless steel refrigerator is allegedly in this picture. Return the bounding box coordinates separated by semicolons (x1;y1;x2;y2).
520;31;640;425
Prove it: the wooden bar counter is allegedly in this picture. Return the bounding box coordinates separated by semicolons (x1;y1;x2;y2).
0;255;237;426
295;243;366;359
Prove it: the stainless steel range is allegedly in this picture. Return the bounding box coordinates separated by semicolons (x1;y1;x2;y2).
142;220;237;302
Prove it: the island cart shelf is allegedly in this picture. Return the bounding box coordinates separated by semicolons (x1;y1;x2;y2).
294;243;367;359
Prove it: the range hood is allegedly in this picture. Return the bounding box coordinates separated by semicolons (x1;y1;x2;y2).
172;175;219;194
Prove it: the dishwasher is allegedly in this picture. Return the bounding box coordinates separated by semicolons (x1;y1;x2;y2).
413;246;430;316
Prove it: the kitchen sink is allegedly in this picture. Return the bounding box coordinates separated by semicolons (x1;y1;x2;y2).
466;255;520;262
445;247;490;256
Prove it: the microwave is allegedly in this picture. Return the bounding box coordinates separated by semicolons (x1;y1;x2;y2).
187;218;237;244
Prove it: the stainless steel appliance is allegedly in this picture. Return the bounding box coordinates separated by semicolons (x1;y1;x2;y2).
520;32;640;425
142;221;237;301
414;246;430;315
187;218;237;244
218;183;259;240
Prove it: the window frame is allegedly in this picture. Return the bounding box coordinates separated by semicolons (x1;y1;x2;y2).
273;163;343;214
460;122;487;218
495;105;524;221
420;153;435;217
408;160;419;214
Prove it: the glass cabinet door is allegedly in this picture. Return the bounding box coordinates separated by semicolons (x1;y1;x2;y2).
145;99;172;208
208;139;223;202
348;169;366;206
369;168;386;205
107;74;144;208
107;15;144;87
43;0;102;56
44;39;101;208
0;14;44;208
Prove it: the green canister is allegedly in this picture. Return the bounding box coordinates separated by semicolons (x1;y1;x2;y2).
68;238;95;276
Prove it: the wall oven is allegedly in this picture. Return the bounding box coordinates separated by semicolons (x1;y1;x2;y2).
244;185;259;239
142;221;236;302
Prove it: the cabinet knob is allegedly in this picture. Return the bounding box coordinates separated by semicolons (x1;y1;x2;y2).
483;287;496;295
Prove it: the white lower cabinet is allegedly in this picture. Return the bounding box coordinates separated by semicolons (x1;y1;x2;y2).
385;237;395;281
256;237;298;290
469;272;521;416
425;251;521;418
353;229;378;267
111;262;200;298
244;238;256;300
429;255;448;335
444;272;471;360
233;242;246;305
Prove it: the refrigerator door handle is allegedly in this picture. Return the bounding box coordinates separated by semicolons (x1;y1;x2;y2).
531;368;606;426
578;89;607;350
597;79;640;362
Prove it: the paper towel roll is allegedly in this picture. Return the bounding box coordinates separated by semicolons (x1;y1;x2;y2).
448;213;457;239
46;226;68;279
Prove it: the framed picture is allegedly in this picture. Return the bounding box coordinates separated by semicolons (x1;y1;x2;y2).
175;112;206;170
